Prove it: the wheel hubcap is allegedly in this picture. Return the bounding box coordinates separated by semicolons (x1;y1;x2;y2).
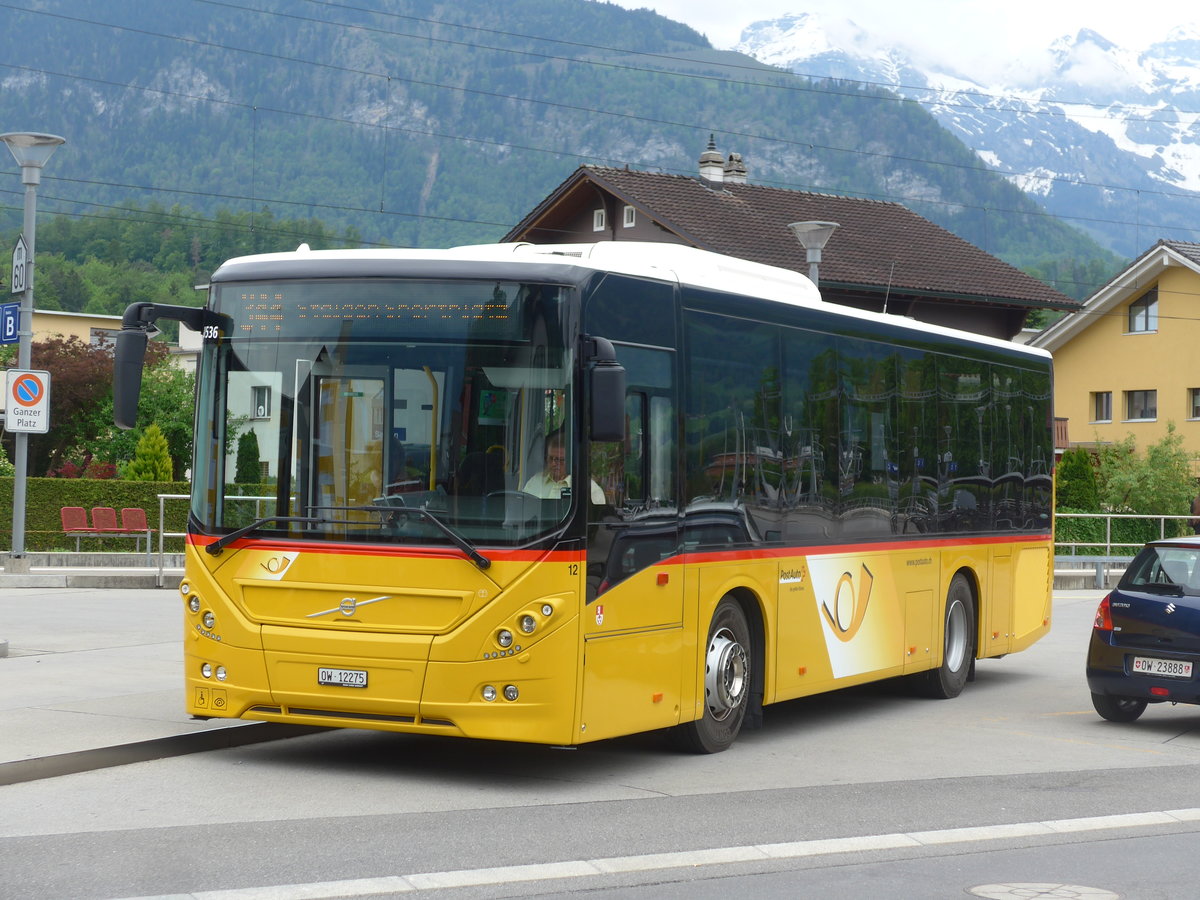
705;627;748;721
945;598;968;671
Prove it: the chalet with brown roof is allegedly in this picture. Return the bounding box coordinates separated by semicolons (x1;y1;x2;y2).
505;140;1079;340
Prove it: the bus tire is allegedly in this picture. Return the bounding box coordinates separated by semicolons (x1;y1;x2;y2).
920;573;975;699
670;597;752;753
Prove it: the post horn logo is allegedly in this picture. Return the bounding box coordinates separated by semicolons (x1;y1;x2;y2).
821;564;874;643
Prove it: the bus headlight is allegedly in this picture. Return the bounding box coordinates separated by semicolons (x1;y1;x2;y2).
503;685;519;701
519;615;536;634
482;685;497;702
202;611;216;629
201;663;212;679
188;596;201;613
497;629;513;648
215;666;228;682
541;603;553;617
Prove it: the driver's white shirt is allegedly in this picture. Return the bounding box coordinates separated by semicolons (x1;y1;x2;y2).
523;472;605;503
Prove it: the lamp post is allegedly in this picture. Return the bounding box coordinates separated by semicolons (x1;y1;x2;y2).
2;132;65;572
787;220;839;287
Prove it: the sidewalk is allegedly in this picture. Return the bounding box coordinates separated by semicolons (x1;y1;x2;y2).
0;558;315;786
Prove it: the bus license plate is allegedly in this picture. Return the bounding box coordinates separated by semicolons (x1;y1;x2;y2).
1131;656;1192;679
318;667;368;688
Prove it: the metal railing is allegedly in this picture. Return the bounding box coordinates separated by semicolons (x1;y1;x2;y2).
153;493;277;588
1055;512;1195;588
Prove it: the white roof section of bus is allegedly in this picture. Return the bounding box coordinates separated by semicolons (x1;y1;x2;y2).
215;241;1049;361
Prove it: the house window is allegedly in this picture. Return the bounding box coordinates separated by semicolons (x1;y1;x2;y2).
1091;391;1112;423
622;205;636;228
593;208;606;232
90;328;119;348
1190;388;1200;419
1127;288;1158;333
1125;389;1156;421
251;385;272;419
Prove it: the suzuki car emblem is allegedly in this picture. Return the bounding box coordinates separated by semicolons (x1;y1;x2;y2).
1166;602;1177;615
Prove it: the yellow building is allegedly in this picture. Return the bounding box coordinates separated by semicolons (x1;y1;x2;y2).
1031;240;1200;462
27;309;122;345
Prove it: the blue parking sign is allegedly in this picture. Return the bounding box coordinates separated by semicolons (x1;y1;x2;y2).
0;301;17;344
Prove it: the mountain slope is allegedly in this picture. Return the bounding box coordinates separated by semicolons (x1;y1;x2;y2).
0;0;1114;296
736;13;1200;258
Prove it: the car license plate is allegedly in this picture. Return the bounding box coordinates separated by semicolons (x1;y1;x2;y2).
318;667;368;688
1131;656;1193;679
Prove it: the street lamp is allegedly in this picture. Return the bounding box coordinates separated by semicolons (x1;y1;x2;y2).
2;132;65;571
788;220;839;287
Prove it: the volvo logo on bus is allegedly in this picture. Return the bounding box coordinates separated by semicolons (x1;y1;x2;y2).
306;594;392;619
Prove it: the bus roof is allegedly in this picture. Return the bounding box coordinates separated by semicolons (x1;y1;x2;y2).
213;241;1051;361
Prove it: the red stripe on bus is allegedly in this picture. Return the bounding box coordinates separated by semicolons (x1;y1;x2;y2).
186;533;584;563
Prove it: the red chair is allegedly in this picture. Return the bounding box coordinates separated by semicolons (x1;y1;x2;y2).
120;507;155;555
91;506;122;533
61;507;97;551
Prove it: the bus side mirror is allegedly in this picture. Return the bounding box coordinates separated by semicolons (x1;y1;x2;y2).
586;335;625;443
114;328;148;430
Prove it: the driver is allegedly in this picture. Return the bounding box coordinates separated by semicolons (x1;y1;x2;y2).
523;431;605;503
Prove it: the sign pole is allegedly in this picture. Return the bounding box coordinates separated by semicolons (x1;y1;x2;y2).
8;188;36;564
1;132;65;572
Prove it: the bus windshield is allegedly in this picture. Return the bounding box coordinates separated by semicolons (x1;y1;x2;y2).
192;278;577;548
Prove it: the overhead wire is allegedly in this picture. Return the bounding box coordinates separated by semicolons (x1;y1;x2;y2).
2;0;1195;201
1;0;1196;295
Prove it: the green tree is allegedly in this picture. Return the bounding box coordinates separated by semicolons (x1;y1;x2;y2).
1055;446;1099;511
1096;424;1196;540
124;423;173;481
235;430;261;484
87;349;196;479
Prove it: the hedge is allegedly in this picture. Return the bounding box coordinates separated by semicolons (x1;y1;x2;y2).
1055;508;1188;557
0;476;192;552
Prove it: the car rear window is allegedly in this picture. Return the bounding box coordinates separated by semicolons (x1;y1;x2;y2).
1123;546;1200;593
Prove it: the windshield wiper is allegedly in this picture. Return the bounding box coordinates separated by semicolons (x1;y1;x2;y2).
396;506;492;570
206;507;491;571
206;515;324;556
1137;581;1185;595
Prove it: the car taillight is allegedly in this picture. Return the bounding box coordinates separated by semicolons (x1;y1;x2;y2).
1094;593;1114;631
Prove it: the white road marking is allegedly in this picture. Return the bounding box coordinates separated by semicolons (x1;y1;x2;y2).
113;806;1200;900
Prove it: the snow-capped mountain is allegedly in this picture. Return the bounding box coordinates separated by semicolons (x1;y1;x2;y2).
735;14;1200;258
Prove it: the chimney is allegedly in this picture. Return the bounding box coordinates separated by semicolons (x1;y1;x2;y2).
723;152;747;184
699;134;724;182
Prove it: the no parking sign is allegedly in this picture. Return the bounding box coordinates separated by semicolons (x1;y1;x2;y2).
4;368;51;433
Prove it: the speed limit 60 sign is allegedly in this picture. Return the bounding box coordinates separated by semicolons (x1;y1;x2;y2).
11;235;28;295
4;368;51;433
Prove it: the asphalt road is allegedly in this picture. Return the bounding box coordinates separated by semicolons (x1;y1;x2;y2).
3;588;1199;900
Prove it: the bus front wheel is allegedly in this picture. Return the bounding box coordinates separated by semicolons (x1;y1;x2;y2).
920;573;976;699
671;597;752;753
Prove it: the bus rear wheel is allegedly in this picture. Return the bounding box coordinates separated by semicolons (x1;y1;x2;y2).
919;573;975;699
670;597;752;753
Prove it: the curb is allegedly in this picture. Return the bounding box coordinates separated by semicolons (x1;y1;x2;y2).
0;572;181;589
0;722;325;786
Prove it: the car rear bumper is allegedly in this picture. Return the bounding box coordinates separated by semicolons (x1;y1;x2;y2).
1087;632;1200;703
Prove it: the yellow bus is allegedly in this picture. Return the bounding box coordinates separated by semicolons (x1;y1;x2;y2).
114;241;1053;753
